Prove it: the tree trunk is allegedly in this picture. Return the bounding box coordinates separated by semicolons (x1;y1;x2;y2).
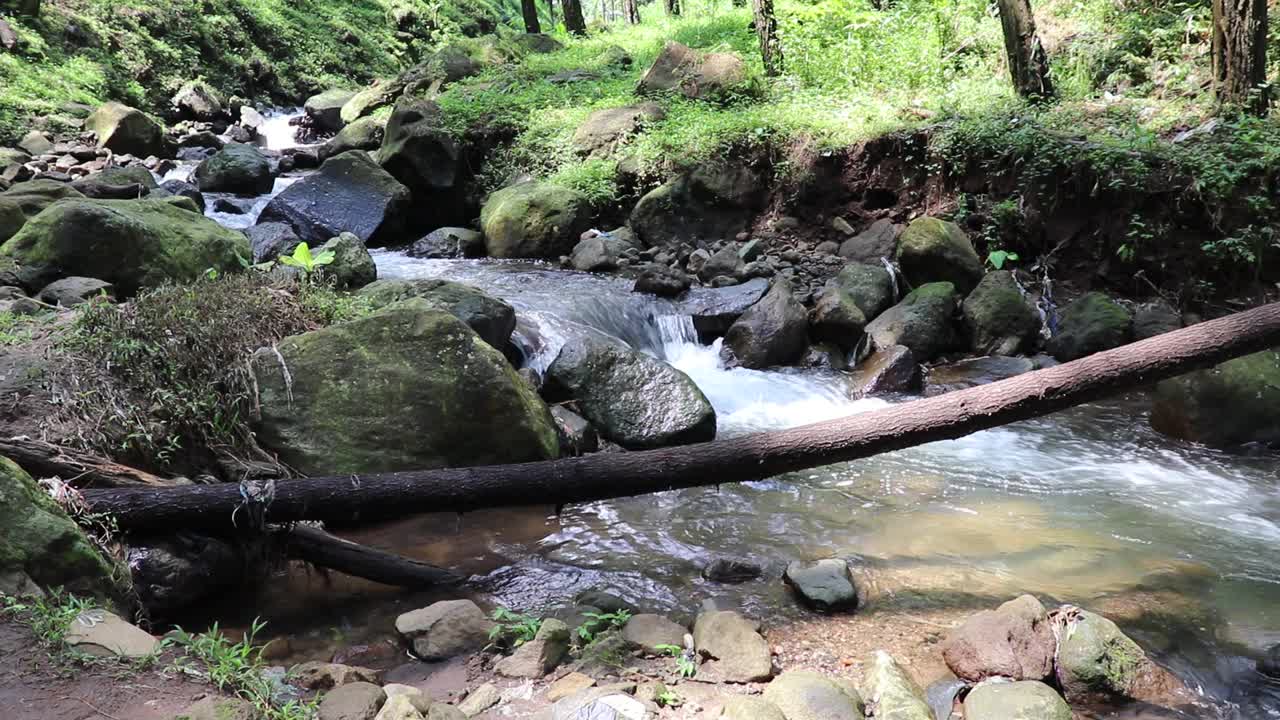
753;0;783;77
80;303;1280;532
0;437;173;488
996;0;1053;99
1212;0;1268;112
284;526;462;588
665;0;680;17
522;0;542;33
563;0;587;34
547;0;557;27
625;0;640;23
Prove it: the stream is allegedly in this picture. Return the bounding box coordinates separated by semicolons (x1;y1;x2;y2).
193;118;1280;718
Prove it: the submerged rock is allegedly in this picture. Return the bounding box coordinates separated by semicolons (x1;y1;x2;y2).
250;301;558;475
962;680;1071;720
863;282;958;361
693;611;772;683
1150;349;1280;449
962;271;1040;355
894;217;984;294
941;594;1055;683
702;558;763;584
481;181;591;259
762;671;864;720
546;329;715;449
1047;292;1132;361
395;599;495;661
864;651;932;720
677;277;769;339
783;559;858;612
723;279;808;368
259;150;410;247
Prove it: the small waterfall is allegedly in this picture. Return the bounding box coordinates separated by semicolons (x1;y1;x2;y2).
259;109;309;151
1011;271;1056;341
880;257;901;301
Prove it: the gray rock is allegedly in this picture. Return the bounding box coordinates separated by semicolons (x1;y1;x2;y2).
1054;608;1147;703
290;661;379;690
849;346;919;396
1151;349;1280;449
762;671;865;720
723;279;808;368
324;116;387;159
245;222;302;262
699;244;744;281
621;614;685;655
863;282;958;361
18;131;53;156
481;181;591;259
552;405;598;457
633;263;690;298
692;611;772;683
924;679;966;720
195;143;274;195
895;217;983;294
171;81;224;121
574;590;636;615
377;98;462;228
829;262;895;321
395;600;495;661
546;329;715;449
636;41;747;101
962;271;1040;356
306;89;358;132
808;286;866;352
259;150;410;246
457;682;500;717
783;559;858;612
721;696;785;720
409;227;484;259
318;681;387;720
962;681;1070;720
1132;299;1181;340
316;232;377;290
941;595;1055;683
630;165;763;248
1046;292;1132;361
863;651;931;720
36;276;112;306
838;219;899;264
702;558;763;584
495;618;570;678
160;179;204;212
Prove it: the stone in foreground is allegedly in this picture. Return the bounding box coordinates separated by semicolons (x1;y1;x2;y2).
962;680;1071;720
622;614;686;655
783;558;858;612
692;610;772;683
318;682;386;720
763;670;865;720
395;599;495;661
863;651;932;720
64;610;159;658
176;696;257;720
495;618;570;678
941;594;1055;683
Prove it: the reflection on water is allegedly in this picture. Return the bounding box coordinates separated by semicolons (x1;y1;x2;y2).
242;255;1280;717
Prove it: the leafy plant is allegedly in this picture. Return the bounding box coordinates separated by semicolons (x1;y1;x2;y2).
655;643;697;678
488;607;542;650
277;242;336;278
986;249;1020;270
576;609;631;645
2;590;98;655
656;688;683;707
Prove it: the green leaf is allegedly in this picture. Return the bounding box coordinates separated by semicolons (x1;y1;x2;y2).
293;243;315;269
311;250;336;267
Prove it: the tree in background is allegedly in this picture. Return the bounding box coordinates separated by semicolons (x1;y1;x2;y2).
665;0;681;17
564;0;588;34
1212;0;1268;113
753;0;783;76
546;0;558;27
522;0;542;33
625;0;640;24
995;0;1053;99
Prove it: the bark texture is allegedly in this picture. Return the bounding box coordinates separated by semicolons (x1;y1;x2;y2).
664;0;681;16
997;0;1053;99
563;0;587;34
753;0;784;77
625;0;640;23
522;0;542;33
1212;0;1268;112
80;303;1280;531
0;437;171;488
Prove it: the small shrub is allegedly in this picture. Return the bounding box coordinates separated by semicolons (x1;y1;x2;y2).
488;607;542;650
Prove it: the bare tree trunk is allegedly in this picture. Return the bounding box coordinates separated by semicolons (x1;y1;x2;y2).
522;0;542;33
80;303;1280;532
1212;0;1268;113
0;437;172;488
563;0;587;34
547;0;557;27
625;0;640;22
284;526;462;588
996;0;1053;99
665;0;680;17
753;0;783;77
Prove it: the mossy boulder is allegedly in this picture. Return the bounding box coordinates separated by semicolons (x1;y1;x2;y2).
358;278;516;350
829;262;895;321
304;89;357;132
481;181;591;259
0;180;85;244
85;102;164;158
863;282;959;361
962;271;1041;355
637;41;750;101
323;116;387;159
863;651;932;720
377;97;463;227
1047;291;1132;361
1055;609;1146;703
546;328;716;449
1151;349;1280;448
630;164;765;247
808;286;866;352
963;681;1071;720
171;80;224;122
724;279;808;368
315;232;376;290
250;300;558;476
194;143;274;195
895;217;984;294
0;455;126;601
259;150;410;246
571;103;663;157
340;79;401;126
0;198;249;294
70;166;160;199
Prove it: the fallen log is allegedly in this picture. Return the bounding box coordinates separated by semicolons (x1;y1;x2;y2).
82;302;1280;531
283;525;462;588
1;436;172;488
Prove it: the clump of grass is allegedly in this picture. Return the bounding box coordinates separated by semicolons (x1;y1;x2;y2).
1;589;98;653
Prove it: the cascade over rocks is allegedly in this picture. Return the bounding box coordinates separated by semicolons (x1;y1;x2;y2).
630;163;766;247
637;41;749;100
259;150;411;246
763;671;865;720
962;270;1041;355
377;98;463;227
85;102;165;157
546;328;716;449
1151;348;1280;448
895;217;984;294
194;143;274;195
358;278;516;349
306;89;358;132
0;197;249;294
941;594;1055;682
723;279;808;368
1047;291;1132;361
480;181;591;259
250;300;558;477
863;282;959;361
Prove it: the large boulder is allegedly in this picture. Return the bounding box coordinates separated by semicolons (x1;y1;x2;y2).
677;277;769;340
0;198;249;294
783;559;858;612
894;217;984;294
70;166;160;199
0;455;125;600
637;42;749;101
571;104;664;157
849;345;920;396
863;282;958;361
259;151;410;246
546;329;715;449
171;81;224;122
395;599;495;661
317;682;386;720
1046;291;1132;361
838;219;899;264
357;278;516;349
807;287;866;352
962;681;1071;720
195;143;274;195
85;102;164;157
36;276;112;307
324;116;387;159
0;180;85;243
65;610;159;658
693;611;773;683
723;279;808;368
305;89;358;132
377;98;462;218
1151;349;1280;448
863;651;932;720
762;671;864;720
829;262;895;321
630;164;764;247
315;232;377;290
245;222;301;262
962;271;1040;355
941;595;1055;683
621;614;686;655
341;79;401;126
480;181;591;259
250;300;558;475
1054;608;1148;703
